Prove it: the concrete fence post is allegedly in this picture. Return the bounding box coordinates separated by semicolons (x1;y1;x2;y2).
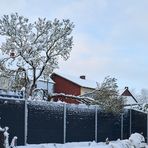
121;113;124;140
129;107;132;136
63;103;66;144
95;105;98;142
147;112;148;144
24;93;28;145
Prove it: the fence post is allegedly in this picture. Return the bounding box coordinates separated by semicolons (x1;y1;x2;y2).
95;105;98;142
63;103;66;144
24;93;28;145
129;106;132;136
147;112;148;144
121;113;123;140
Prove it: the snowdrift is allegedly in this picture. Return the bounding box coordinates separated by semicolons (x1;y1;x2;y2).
18;133;148;148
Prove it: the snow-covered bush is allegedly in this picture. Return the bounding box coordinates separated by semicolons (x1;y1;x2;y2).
92;76;124;114
142;103;148;112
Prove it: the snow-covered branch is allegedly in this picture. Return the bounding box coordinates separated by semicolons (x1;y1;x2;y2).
0;13;74;96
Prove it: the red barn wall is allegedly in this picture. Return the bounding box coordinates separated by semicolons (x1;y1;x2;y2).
51;74;81;96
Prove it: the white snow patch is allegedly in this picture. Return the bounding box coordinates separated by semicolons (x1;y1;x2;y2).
3;127;9;148
10;136;18;147
17;133;148;148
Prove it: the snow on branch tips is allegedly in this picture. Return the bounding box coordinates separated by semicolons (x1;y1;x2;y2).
92;76;124;114
0;13;74;96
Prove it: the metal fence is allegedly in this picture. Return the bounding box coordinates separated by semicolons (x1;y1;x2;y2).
0;98;147;146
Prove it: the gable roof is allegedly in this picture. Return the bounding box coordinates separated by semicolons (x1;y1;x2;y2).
52;72;97;89
120;87;138;105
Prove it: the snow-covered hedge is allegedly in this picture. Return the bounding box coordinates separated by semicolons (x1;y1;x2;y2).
18;133;148;148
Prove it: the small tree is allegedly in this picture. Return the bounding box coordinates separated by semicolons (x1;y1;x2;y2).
92;76;124;113
0;13;74;95
138;89;148;104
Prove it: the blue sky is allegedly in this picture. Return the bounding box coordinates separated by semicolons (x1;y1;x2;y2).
0;0;148;92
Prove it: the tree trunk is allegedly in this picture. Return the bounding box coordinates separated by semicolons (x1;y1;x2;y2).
29;83;36;96
29;68;36;96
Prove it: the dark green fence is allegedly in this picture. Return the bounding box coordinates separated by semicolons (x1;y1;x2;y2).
0;98;147;145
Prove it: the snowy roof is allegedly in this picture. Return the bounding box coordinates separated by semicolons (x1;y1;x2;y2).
52;72;97;89
120;87;138;105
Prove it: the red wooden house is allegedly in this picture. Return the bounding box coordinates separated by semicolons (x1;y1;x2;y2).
50;73;97;104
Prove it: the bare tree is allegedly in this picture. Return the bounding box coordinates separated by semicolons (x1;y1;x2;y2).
0;13;74;95
138;89;148;104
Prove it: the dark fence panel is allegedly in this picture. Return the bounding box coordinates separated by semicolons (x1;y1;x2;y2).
0;99;25;145
122;109;130;139
0;98;148;145
66;104;95;142
97;111;121;142
27;101;64;144
131;109;147;141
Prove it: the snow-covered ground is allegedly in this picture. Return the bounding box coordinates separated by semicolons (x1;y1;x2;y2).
18;133;148;148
